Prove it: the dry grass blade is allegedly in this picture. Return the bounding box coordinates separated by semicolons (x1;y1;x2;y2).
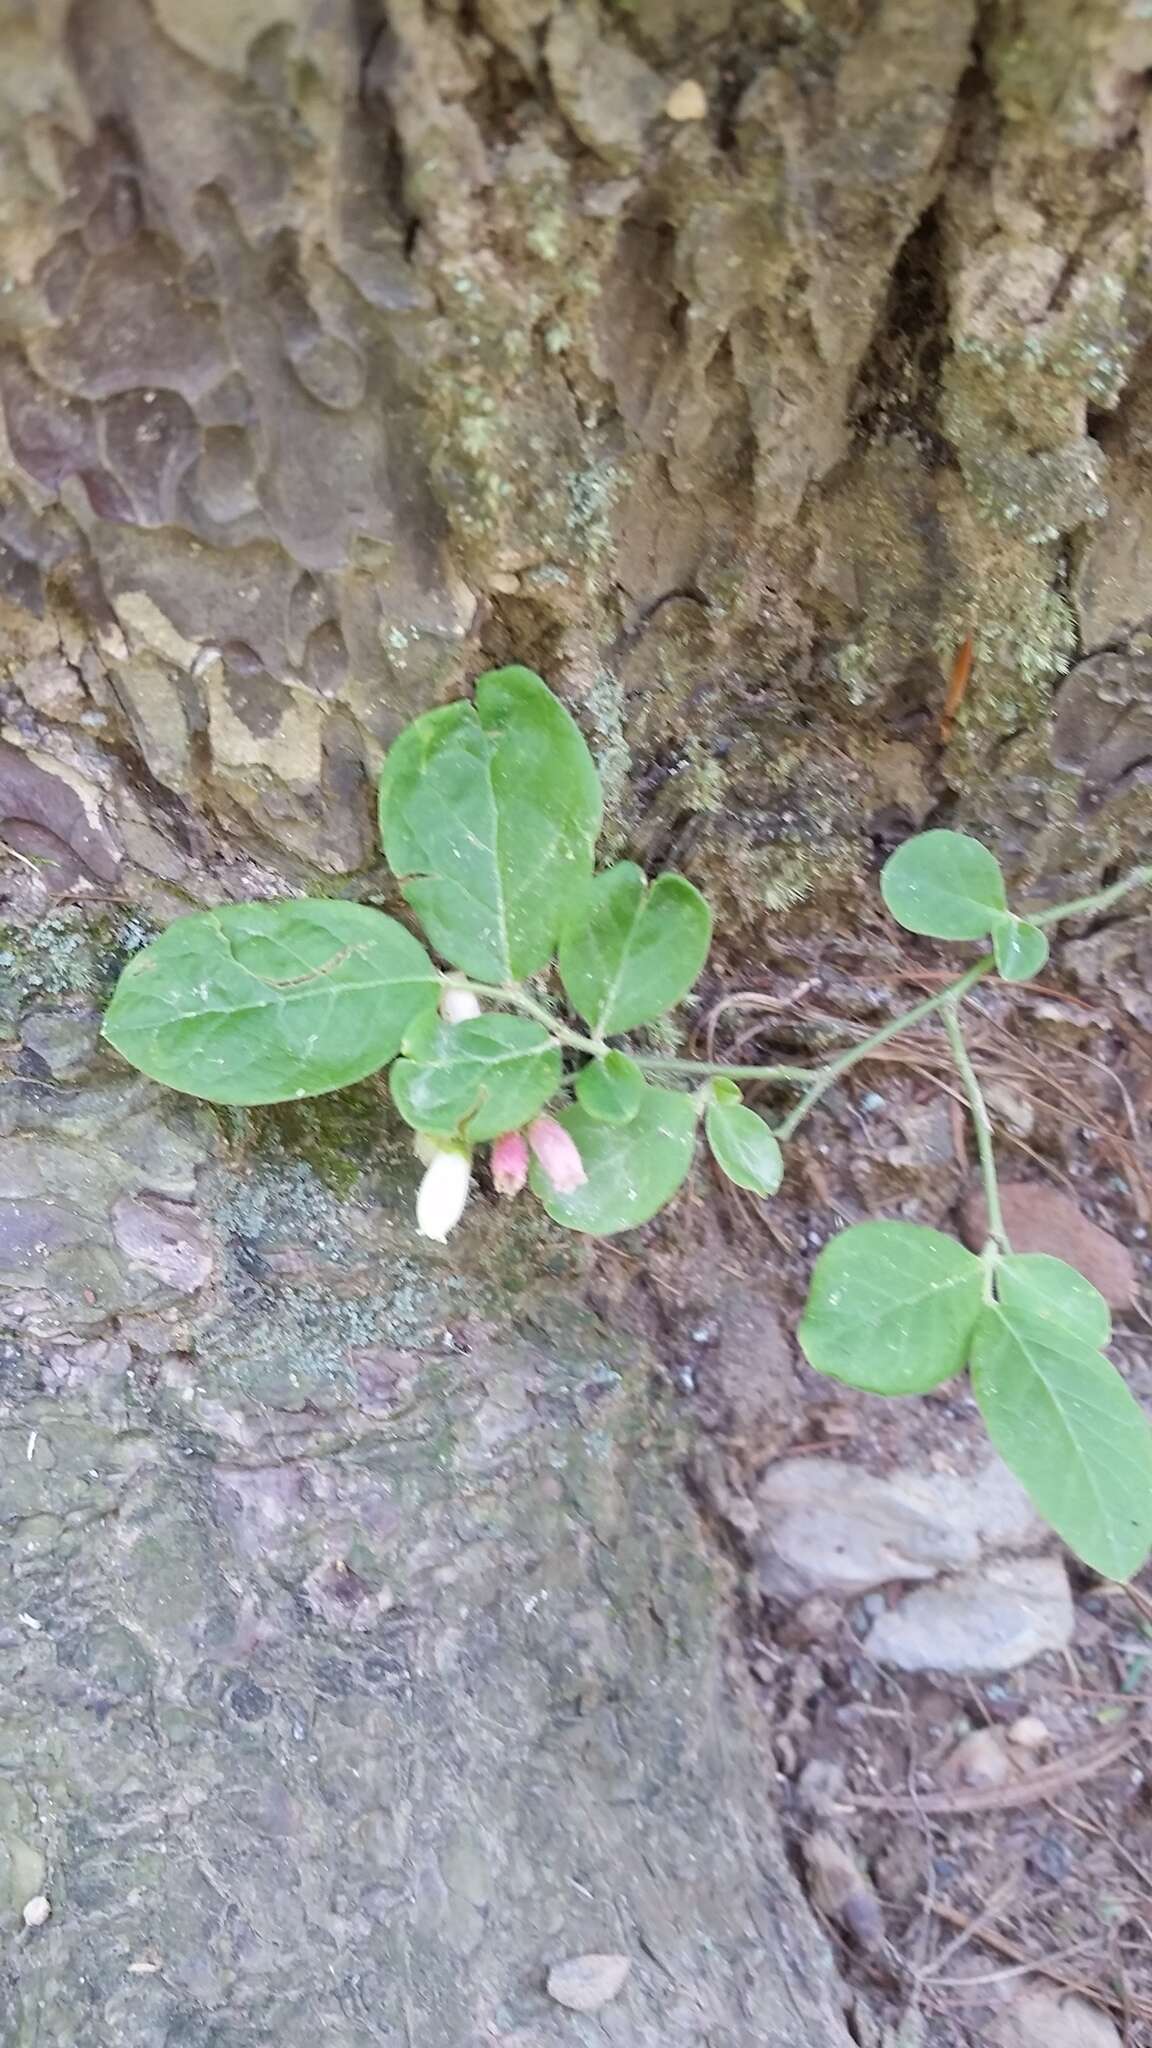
927;1902;1152;2025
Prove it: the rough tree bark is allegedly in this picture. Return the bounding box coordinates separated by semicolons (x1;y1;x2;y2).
1;1;1150;2042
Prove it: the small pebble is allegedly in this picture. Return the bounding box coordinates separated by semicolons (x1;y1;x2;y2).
22;1895;51;1928
547;1953;632;2012
943;1727;1013;1790
795;1757;847;1816
782;1594;843;1646
1027;1831;1071;1882
802;1831;885;1949
1007;1713;1050;1750
664;79;708;121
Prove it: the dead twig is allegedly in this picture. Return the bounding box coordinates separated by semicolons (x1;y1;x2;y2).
928;1937;1101;1993
1109;1924;1143;2048
1045;1799;1152;1900
927;1902;1152;2025
846;1719;1143;1814
939;631;974;743
913;1872;1020;1984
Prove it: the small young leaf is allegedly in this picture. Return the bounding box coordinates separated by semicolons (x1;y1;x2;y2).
103;900;440;1105
798;1221;984;1394
558;862;711;1036
995;1252;1111;1349
708;1078;742;1107
880;830;1007;940
992;913;1049;982
705;1100;783;1197
390;1013;561;1143
970;1303;1152;1580
378;666;602;983
530;1082;697;1235
575;1050;644;1124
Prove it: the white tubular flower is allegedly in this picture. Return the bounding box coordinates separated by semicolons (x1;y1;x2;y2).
440;984;482;1024
416;1144;473;1242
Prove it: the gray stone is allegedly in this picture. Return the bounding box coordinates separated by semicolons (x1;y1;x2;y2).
993;1986;1121;2048
17;655;87;722
547;1952;633;2011
19;1006;100;1079
110;1192;214;1291
756;1456;1046;1601
962;1184;1137;1311
865;1558;1075;1674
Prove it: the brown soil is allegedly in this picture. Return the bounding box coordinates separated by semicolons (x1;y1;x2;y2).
586;906;1152;2047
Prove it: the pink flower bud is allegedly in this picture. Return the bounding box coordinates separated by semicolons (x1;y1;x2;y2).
415;1144;472;1242
527;1116;587;1194
440;984;481;1024
490;1130;529;1197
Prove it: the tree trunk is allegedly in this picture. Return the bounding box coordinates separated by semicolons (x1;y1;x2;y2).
0;0;1149;2039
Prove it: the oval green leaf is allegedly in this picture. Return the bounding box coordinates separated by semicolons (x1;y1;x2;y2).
390;1012;561;1143
705;1100;784;1197
970;1303;1152;1580
881;830;1007;940
992;913;1049;983
995;1252;1111;1350
103;900;440;1106
558;862;712;1036
530;1082;698;1235
575;1050;644;1124
378;666;602;983
798;1220;984;1394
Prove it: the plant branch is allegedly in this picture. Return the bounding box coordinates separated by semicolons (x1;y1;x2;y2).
942;997;1007;1250
450;978;605;1057
773;957;992;1141
634;1053;815;1082
452;864;1151;1119
1030;863;1152;928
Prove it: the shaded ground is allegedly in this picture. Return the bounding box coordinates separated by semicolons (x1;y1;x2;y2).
587;899;1152;2046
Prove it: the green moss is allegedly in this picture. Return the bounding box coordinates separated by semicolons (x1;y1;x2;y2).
243;1082;392;1199
0;905;155;1024
752;838;861;914
580;669;632;847
962;444;1107;544
673;740;726;815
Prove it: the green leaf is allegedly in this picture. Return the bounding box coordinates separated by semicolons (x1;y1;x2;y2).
881;830;1007;940
705;1100;784;1196
798;1221;984;1394
378;666;602;983
992;913;1049;982
996;1253;1111;1350
708;1078;742;1107
530;1083;698;1235
970;1303;1152;1579
575;1050;644;1124
103;900;439;1106
558;862;711;1036
390;1012;561;1143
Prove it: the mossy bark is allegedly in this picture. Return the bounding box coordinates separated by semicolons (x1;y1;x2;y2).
0;4;1150;2038
1;0;1150;928
0;1047;853;2043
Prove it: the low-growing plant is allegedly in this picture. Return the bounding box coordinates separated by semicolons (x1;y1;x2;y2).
103;667;1152;1580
